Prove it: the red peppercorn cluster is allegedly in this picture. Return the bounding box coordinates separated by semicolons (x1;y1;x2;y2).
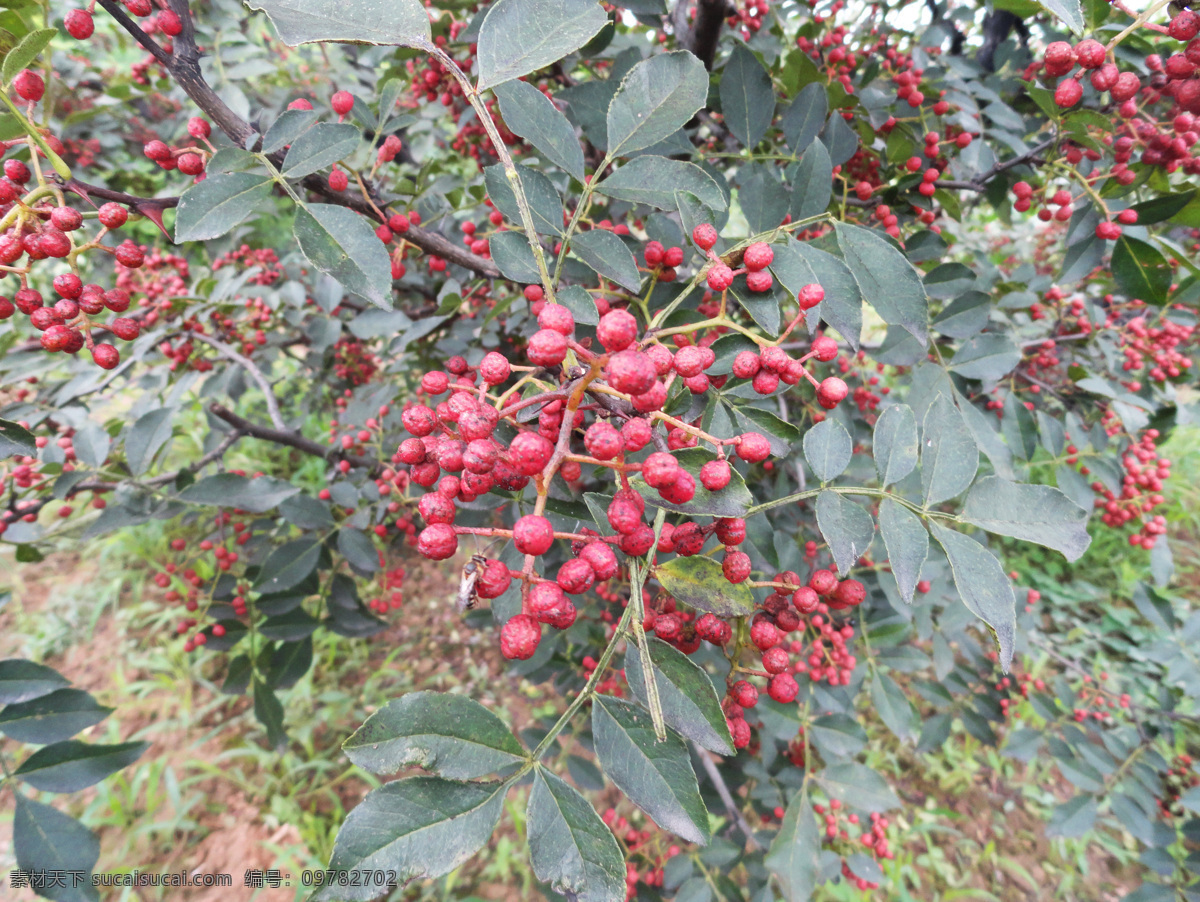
1089;428;1171;549
1158;754;1200;819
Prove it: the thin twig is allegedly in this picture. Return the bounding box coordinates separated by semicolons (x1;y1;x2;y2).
95;0;500;277
695;745;763;851
208;404;385;477
936;137;1057;193
188;332;286;430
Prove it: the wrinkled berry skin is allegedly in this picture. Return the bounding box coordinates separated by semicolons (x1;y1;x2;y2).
500;614;541;660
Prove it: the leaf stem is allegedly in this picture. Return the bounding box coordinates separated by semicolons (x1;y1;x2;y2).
745;485;958;521
423;42;557;302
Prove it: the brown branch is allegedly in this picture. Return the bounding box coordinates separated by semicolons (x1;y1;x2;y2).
936;136;1057;193
675;0;734;71
95;0;500;278
187;331;286;430
95;0;173;68
208;403;385;477
695;745;763;851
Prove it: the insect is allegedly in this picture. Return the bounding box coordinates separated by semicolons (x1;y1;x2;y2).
456;540;503;613
456;553;488;613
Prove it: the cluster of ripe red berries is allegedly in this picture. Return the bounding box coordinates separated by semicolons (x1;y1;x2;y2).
399;223;857;662
1091;428;1171;549
142;117;212;179
1044;12;1200;122
698;227;775;294
597;807;678;900
1159;755;1199;819
805;798;892;891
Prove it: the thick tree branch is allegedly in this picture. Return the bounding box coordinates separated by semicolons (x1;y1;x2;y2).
675;0;735;71
96;0;500;278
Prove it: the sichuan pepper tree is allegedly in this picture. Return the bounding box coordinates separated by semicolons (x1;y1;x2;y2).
0;0;1198;899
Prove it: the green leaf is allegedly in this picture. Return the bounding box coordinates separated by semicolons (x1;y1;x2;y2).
490;229;542;283
571;229;641;291
261;108;317;154
730;279;781;336
338;526;380;572
178;473;300;512
1001;391;1038;461
71;424;110;469
1178;785;1200;815
933;290;990;339
790;140;832;220
1130;190;1196;225
962;477;1091;561
253;677;287;749
815;490;875;577
733;404;802;454
0;689;112;744
821;113;859;167
835;222;928;345
781;82;827;153
625;638;733;755
484;163;564;235
592;696;709;844
654;556;755;617
477;0;608;90
267;638;313;690
315;776;505;901
0;659;69;705
948;334;1021;381
527;768;626;902
1111;235;1171;305
873;404;918;486
0;417;36;458
921;394;977;506
1037;0;1084;33
124;407;174;477
632;447;752;518
1045;794;1097;838
14;740;147;793
246;0;431;46
928;522;1017;671
294;203;393;308
597;157;726;211
742;166;790;233
871;672;918;742
765;787;819;902
808;713;867;758
173;172;274;242
254;539;321;593
607;51;708;156
494;80;586;181
770;239;862;348
817;763;901;813
557;285;600;326
2;28;57;86
343;691;526;779
281;122;361;178
259;608;319;641
803;419;852;482
720;44;775;149
878;499;928;605
13;795;100;902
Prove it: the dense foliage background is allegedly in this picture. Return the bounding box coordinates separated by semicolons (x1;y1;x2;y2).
0;0;1198;900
